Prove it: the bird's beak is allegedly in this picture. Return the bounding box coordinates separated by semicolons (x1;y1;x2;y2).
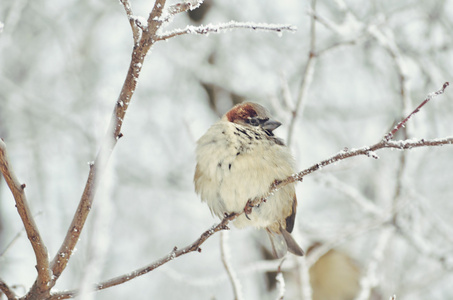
261;119;282;132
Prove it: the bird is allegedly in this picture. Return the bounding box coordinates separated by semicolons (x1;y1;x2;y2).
194;102;304;258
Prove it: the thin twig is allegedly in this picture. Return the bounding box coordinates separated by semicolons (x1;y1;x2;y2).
0;140;51;295
220;231;243;300
44;0;169;294
157;21;296;41
164;0;204;22
49;217;233;299
384;82;450;141
119;0;141;43
251;135;453;210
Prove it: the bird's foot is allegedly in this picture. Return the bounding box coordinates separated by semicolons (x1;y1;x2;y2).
244;199;254;220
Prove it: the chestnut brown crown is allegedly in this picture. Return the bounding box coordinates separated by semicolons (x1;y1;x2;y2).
224;102;282;136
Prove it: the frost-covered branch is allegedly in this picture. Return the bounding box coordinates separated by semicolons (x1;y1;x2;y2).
256;82;451;206
119;0;141;43
385;82;450;140
0;139;51;296
249;135;453;210
164;0;204;21
157;21;296;41
45;0;169;295
49;217;232;299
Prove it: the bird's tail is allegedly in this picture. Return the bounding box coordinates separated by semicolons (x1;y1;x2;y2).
267;227;304;258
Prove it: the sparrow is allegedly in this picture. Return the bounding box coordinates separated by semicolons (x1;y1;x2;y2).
194;102;304;258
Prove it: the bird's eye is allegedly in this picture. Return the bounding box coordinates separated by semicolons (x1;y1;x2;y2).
248;118;259;126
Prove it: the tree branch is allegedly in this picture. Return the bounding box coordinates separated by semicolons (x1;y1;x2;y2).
0;140;51;296
49;217;234;299
42;0;170;294
157;21;296;41
385;82;450;140
119;0;141;44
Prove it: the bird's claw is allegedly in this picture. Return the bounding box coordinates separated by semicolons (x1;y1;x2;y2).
244;199;254;220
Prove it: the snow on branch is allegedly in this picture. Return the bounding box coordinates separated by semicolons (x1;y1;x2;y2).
164;0;204;20
157;21;297;41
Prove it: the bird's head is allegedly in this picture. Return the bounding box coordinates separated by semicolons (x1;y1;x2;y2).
223;102;282;136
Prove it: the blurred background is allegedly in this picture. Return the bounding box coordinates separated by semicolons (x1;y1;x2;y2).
1;0;453;299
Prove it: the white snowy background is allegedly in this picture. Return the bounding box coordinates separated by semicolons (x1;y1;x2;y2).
1;0;453;299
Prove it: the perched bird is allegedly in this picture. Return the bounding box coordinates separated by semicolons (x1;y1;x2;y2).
194;102;304;258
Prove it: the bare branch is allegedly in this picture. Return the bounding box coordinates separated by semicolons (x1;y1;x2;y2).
0;278;17;300
385;82;450;140
249;135;453;211
46;0;170;291
147;0;167;33
49;217;233;299
157;21;296;41
0;139;51;294
119;0;141;43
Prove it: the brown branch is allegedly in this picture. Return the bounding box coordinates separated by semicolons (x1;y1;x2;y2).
256;136;453;206
147;0;167;32
157;21;296;41
40;0;170;295
385;82;450;140
0;140;51;296
119;0;141;44
49;217;234;299
0;278;17;300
